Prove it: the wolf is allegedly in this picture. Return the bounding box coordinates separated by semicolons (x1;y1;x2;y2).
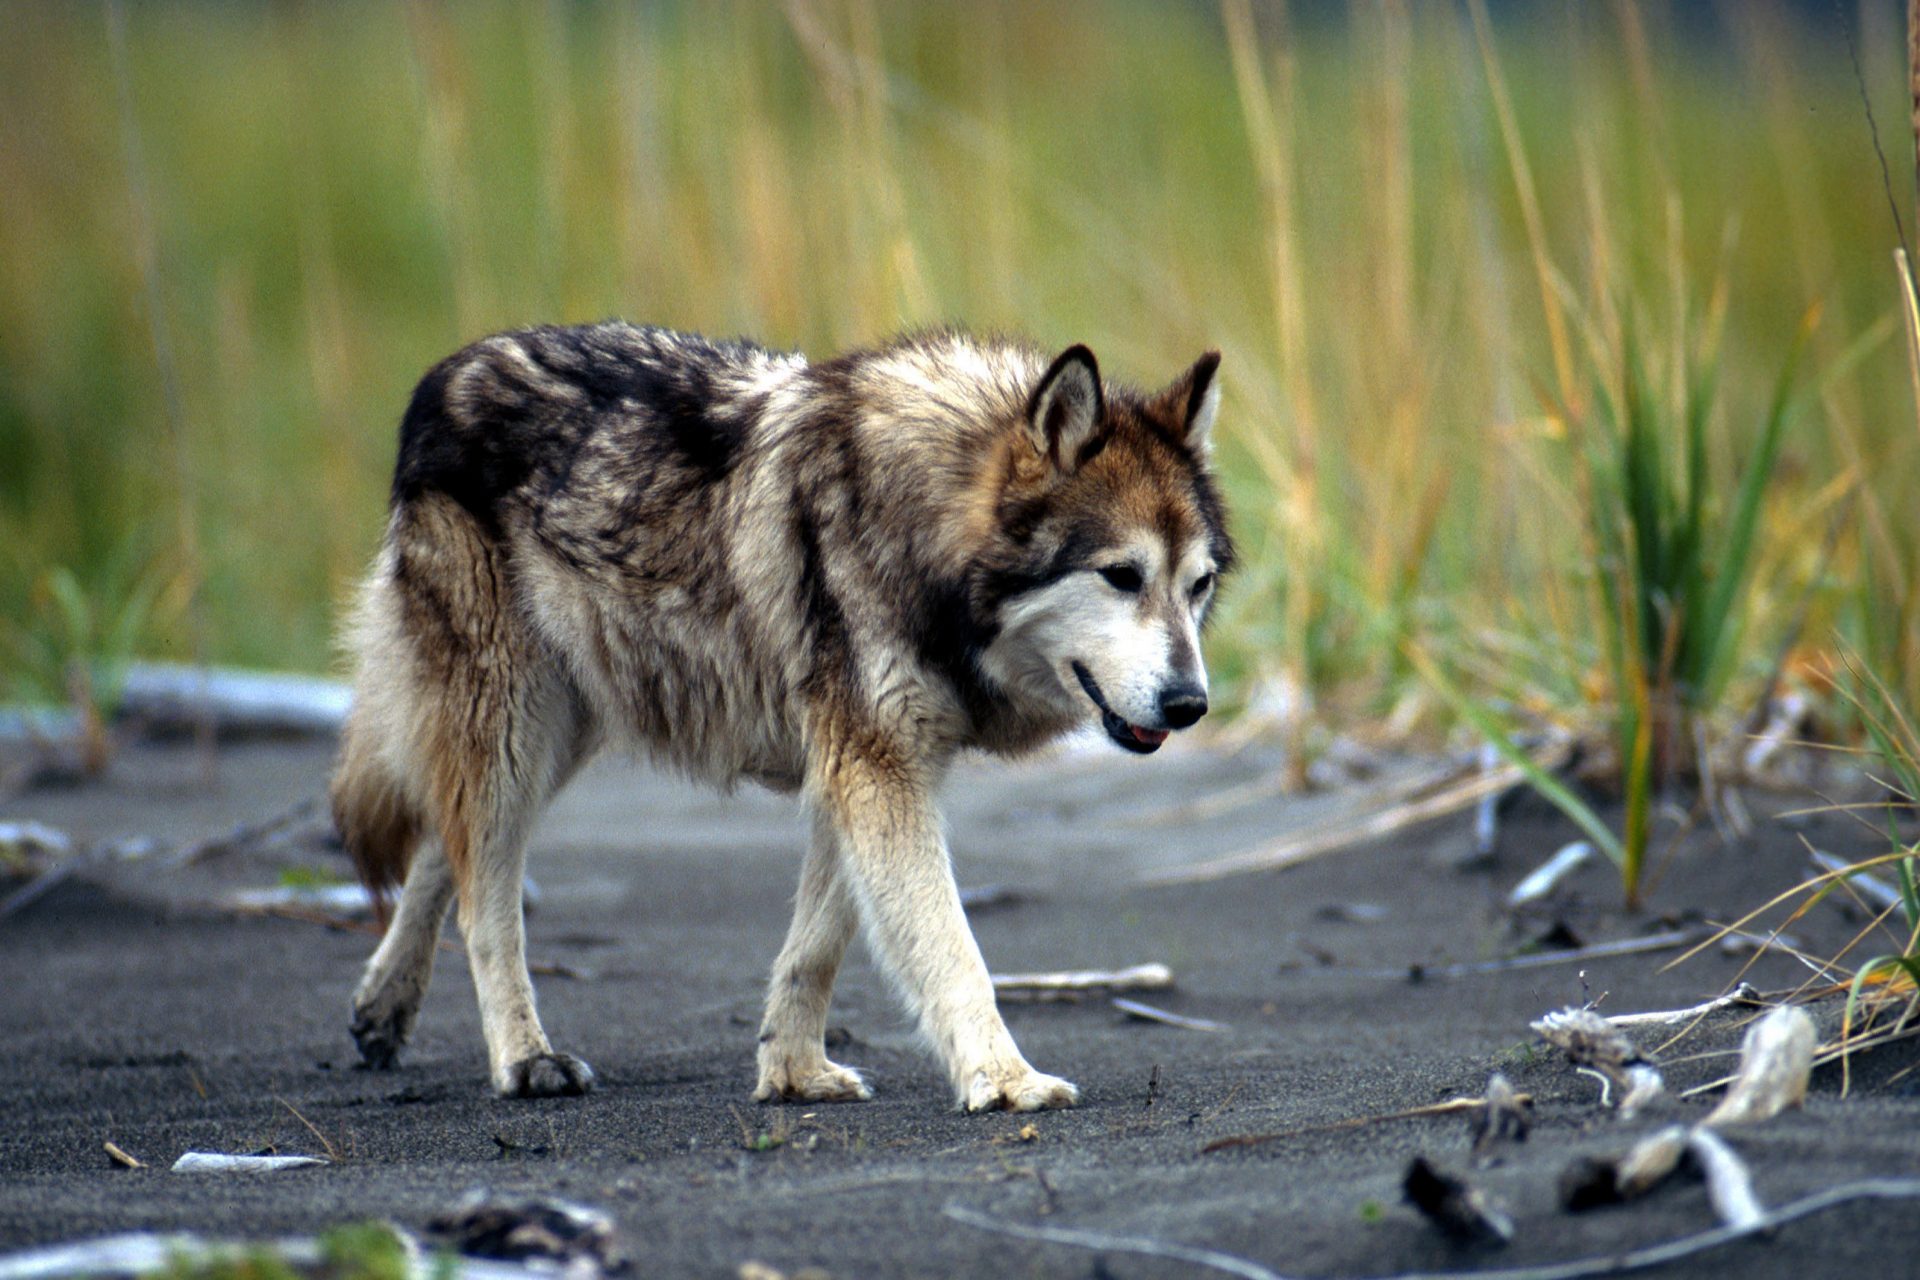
328;323;1232;1111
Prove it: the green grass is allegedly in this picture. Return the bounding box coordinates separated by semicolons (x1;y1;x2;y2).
3;0;1917;762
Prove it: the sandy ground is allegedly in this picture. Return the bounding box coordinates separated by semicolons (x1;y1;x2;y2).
2;732;1918;1278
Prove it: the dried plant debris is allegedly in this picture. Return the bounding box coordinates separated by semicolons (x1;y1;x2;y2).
1531;1007;1666;1116
1560;1125;1691;1211
1702;1005;1816;1128
1687;1127;1766;1230
1402;1155;1514;1246
1469;1073;1531;1164
427;1189;626;1274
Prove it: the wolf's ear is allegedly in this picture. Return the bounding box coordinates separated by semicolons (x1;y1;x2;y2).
1027;345;1106;471
1152;351;1222;455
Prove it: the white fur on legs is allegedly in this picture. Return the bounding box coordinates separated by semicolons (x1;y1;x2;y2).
459;814;594;1097
819;747;1078;1113
755;809;870;1103
351;842;456;1067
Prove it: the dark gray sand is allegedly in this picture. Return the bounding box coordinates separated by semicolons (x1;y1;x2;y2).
2;734;1917;1278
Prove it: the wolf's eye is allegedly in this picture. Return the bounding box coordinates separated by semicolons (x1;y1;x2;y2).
1191;573;1215;600
1099;564;1144;593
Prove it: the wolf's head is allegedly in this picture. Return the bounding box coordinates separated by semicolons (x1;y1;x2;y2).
977;345;1234;754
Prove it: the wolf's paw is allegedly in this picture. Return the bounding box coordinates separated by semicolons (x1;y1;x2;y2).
753;1056;873;1104
961;1065;1080;1113
350;1004;411;1070
498;1052;596;1098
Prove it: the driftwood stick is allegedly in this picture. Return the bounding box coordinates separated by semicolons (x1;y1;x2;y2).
991;963;1172;1000
1111;997;1227;1032
944;1180;1920;1280
1140;739;1571;886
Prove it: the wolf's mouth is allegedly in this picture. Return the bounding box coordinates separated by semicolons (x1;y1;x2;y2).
1071;663;1169;755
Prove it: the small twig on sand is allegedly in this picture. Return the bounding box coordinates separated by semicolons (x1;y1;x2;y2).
171;797;322;866
1111;998;1227;1032
1203;1088;1532;1154
275;1096;341;1163
1365;928;1704;981
103;1141;143;1170
944;1180;1920;1280
992;963;1172;1002
1140;738;1571;886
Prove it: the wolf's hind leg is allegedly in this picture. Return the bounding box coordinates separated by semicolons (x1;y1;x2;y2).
351;843;455;1068
755;809;871;1103
444;675;598;1099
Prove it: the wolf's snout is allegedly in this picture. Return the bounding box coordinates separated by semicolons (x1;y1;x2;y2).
1158;685;1208;729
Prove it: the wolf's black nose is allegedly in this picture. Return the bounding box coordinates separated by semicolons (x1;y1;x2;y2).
1159;686;1208;729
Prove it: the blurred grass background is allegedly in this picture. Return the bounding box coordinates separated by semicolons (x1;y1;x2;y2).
2;0;1916;748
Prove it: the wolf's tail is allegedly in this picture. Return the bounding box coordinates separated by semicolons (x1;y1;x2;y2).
330;713;423;902
329;540;431;903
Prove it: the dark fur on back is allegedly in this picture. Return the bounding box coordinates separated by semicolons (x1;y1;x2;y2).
334;324;1235;872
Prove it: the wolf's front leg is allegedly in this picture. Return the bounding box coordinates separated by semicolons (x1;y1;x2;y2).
814;741;1078;1112
754;808;872;1103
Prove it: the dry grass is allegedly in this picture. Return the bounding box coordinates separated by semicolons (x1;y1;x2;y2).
2;0;1916;759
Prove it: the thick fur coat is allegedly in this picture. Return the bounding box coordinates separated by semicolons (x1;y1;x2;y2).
331;323;1232;1110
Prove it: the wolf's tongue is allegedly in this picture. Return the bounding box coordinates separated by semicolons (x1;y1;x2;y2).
1130;725;1170;747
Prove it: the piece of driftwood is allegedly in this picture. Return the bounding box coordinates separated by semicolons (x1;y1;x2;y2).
102;1141;143;1170
170;1152;328;1173
1530;1008;1666;1117
172;797;324;866
1808;850;1905;912
1701;1006;1816;1127
1140;738;1572;886
117;664;350;737
1111;997;1227;1032
222;883;378;920
1507;842;1593;907
991;962;1172;1001
945;1181;1920;1280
